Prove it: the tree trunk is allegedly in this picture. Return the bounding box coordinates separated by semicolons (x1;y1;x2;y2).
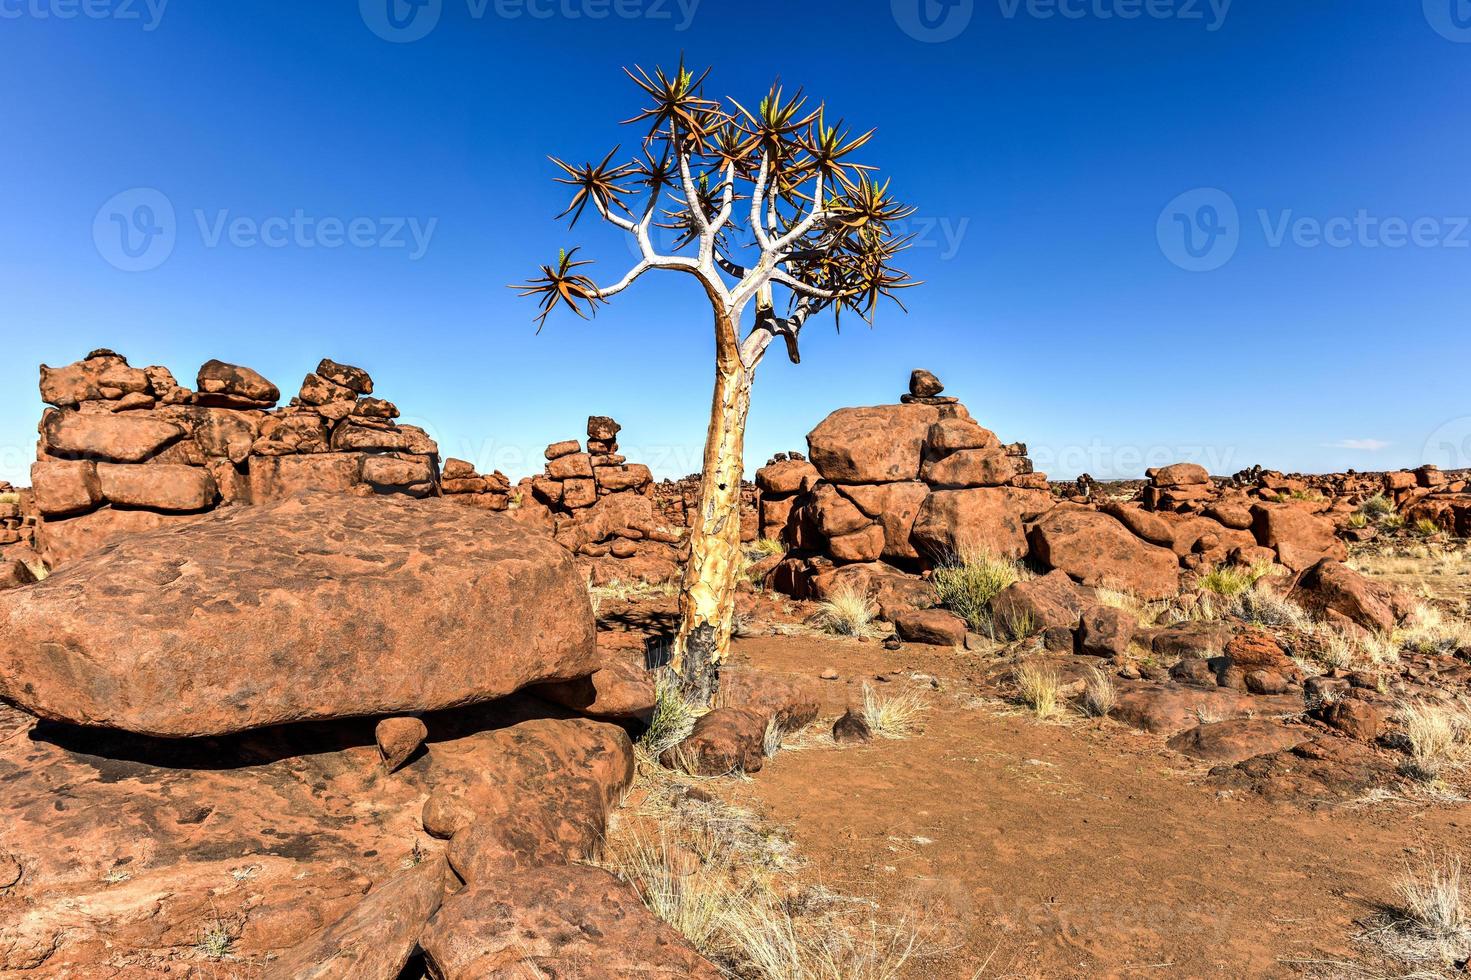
670;316;753;705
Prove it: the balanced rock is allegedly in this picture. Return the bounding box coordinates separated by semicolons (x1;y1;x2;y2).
0;492;596;736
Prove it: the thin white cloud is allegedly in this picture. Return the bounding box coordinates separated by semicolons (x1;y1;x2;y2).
1327;438;1390;451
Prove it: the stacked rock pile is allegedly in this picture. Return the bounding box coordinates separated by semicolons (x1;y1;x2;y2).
25;349;440;570
516;416;687;584
760;369;1049;573
438;458;514;511
760;370;1354;617
653;473;760;543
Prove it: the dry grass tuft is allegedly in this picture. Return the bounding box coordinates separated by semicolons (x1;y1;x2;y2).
1199;562;1273;598
749;537;787;559
641;676;705;758
1396;699;1471;783
1401;602;1471;656
1367;851;1471;970
1013;663;1060;720
599;761;938;979
1080;666;1116;719
860;683;929;740
930;546;1021;634
809;585;880;639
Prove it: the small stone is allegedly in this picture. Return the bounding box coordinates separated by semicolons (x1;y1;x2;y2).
909;369;944;398
883;637;903;651
820;668;840;680
376;716;428;772
832;708;872;744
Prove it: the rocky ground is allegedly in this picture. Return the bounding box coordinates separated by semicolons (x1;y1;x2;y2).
577;529;1471;979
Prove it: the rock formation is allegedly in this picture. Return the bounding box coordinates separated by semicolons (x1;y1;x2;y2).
28;349;440;569
513;416;688;584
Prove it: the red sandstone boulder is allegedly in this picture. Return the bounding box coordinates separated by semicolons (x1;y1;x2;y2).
196;359;280;408
910;487;1028;560
1290;559;1412;633
990;569;1092;634
810;483;872;538
248;452;364;501
376;716;429;772
34;506;206;567
1101;502;1175;548
1028;509;1180;600
39;351;150;408
153;404;260;464
661;707;767;776
806;404;940;483
1166;718;1311;764
30;460;102;516
837;481;929;562
1078;604;1135;658
924;417;999;456
41;409;185;463
828;523;886;562
756;459;820;496
891;607;968;646
96;462;218;512
0;493;597;736
317;357;374;394
421;865;720;979
1251;503;1346;571
1151;462;1211;486
920;448;1017;488
271;854;448;980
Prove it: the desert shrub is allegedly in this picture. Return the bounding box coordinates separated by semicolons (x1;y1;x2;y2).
749;537;786;558
1226;582;1311;630
1414;518;1443;538
1080;666;1116;718
930;547;1019;633
196;921;234;960
1346;511;1369;529
1402;603;1471;656
1381;513;1406;532
1397;699;1471;782
1376;851;1471;968
810;585;878;638
1199;562;1271;598
641;677;703;758
0;492;18;505
1361;493;1396;519
1013;663;1060;719
860;683;928;739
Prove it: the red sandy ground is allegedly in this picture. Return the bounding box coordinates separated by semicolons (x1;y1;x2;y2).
716;633;1466;979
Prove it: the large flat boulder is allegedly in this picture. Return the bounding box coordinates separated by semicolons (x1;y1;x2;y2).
806;404;940;483
910;487;1030;561
1028;508;1181;600
0;492;596;736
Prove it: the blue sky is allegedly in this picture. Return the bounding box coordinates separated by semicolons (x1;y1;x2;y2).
2;0;1469;486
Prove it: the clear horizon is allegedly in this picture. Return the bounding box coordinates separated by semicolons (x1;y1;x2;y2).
3;1;1469;487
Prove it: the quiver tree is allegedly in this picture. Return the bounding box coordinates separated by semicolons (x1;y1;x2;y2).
517;59;919;704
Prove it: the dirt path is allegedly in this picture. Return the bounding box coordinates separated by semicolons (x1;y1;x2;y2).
721;634;1467;979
